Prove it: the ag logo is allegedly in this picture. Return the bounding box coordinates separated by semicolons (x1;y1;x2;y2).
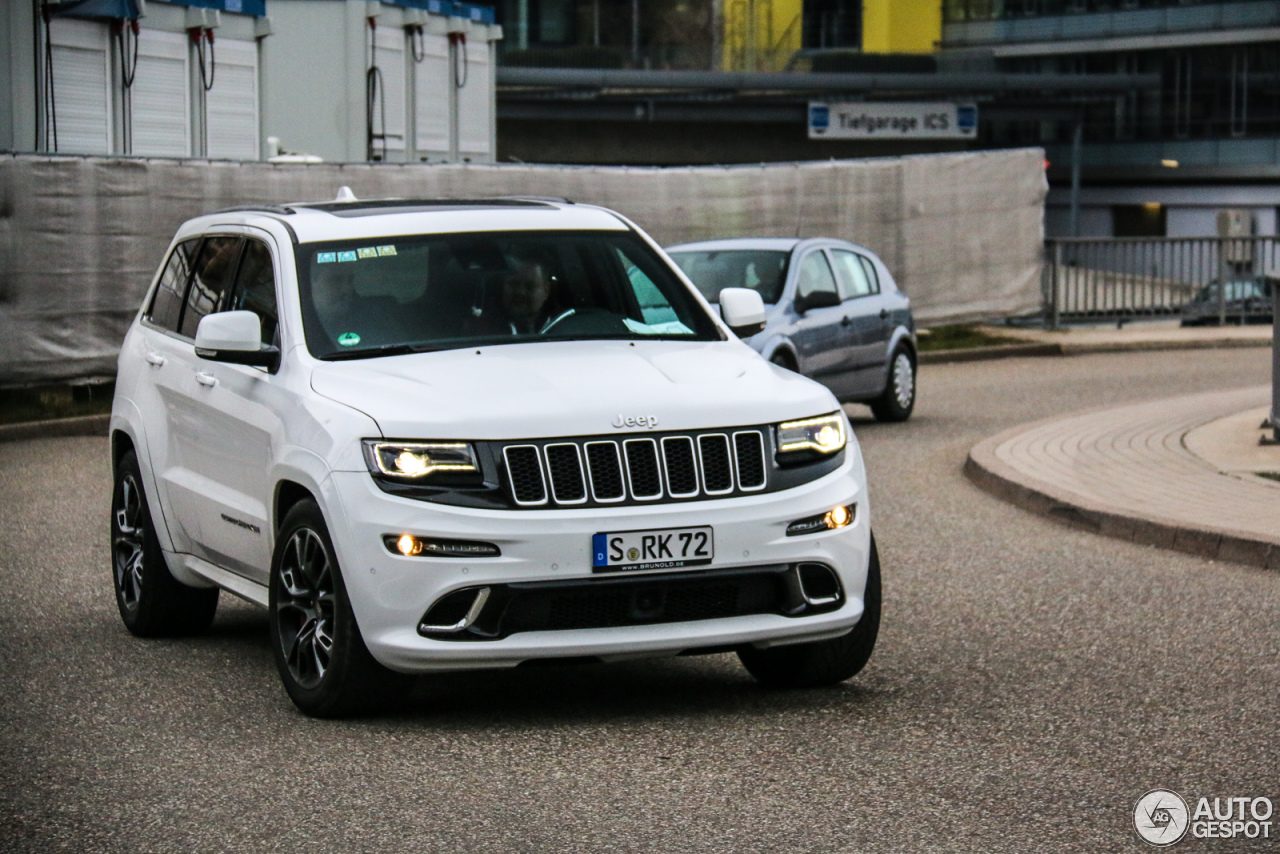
1135;789;1190;846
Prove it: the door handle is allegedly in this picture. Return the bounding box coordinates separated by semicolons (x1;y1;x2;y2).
879;308;889;320
145;352;166;367
195;371;218;388
840;316;852;327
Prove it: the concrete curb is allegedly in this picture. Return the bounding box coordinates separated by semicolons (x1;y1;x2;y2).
965;420;1280;572
0;414;110;443
921;335;1270;365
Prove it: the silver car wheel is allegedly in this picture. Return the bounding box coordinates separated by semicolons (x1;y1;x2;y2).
112;473;146;611
892;352;915;410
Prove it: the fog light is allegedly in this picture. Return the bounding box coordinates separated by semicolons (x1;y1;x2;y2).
385;535;501;558
786;504;856;536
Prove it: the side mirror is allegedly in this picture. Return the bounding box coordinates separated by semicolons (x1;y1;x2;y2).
195;311;280;372
720;287;767;338
796;289;841;313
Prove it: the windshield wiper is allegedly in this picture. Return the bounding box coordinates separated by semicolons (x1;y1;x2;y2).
324;344;418;361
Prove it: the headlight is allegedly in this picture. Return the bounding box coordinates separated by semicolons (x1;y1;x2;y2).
776;412;846;459
362;440;480;481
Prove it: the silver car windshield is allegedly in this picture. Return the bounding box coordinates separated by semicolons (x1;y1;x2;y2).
296;230;722;359
667;249;790;305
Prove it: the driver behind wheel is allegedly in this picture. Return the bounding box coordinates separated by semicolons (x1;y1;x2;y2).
469;252;574;337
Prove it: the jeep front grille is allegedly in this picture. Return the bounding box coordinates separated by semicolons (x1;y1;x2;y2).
500;428;769;508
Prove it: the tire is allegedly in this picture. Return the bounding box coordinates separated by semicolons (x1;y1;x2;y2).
870;347;916;422
738;533;881;689
770;351;797;372
268;499;413;717
111;449;219;636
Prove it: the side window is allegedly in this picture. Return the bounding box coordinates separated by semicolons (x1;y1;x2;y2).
146;238;200;332
228;239;280;345
179;236;243;339
614;246;678;325
859;255;881;294
830;249;874;300
796;251;839;302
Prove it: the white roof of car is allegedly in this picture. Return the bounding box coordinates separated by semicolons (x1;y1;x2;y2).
182;198;630;244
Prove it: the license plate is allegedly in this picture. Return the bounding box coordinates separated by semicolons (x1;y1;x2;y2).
592;526;713;573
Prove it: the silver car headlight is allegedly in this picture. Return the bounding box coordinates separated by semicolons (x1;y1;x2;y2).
362;440;481;482
776;413;847;461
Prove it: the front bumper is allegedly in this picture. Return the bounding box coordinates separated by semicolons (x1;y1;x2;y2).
321;450;871;673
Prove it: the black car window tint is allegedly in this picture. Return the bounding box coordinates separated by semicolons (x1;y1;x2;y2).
859;255;881;294
179;236;244;339
228;239;279;345
830;249;874;300
146;238;201;333
796;251;839;300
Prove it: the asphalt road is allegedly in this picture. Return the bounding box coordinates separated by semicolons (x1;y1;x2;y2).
2;348;1277;853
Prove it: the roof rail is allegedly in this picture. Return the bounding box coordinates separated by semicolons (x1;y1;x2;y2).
490;195;575;205
214;204;296;216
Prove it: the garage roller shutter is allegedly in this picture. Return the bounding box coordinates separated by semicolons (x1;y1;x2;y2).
413;32;450;160
373;27;406;157
456;40;492;161
205;38;259;160
131;29;190;157
48;18;113;154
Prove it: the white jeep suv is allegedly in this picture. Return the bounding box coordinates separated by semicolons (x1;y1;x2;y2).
110;195;880;717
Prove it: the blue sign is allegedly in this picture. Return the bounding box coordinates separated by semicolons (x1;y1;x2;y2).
957;104;978;133
809;104;830;132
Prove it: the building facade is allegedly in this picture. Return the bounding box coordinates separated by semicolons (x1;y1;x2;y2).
1;0;502;163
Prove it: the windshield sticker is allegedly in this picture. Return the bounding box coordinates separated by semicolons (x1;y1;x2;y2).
337;332;361;347
316;252;336;264
377;245;397;257
357;247;378;259
337;251;358;263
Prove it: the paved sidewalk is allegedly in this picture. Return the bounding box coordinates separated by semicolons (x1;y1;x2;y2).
978;318;1273;352
966;384;1280;570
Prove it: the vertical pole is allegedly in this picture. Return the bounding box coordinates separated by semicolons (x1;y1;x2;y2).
1048;241;1061;330
593;0;600;47
632;0;640;67
1069;121;1082;237
1218;237;1228;326
517;0;528;50
1271;278;1279;443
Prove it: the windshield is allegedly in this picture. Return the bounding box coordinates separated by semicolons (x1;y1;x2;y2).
1192;279;1268;303
667;249;790;305
296;231;721;359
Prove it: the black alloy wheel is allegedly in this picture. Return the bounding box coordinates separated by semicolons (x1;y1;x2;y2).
268;499;413;717
110;449;219;636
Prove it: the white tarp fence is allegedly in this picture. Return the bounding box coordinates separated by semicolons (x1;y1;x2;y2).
0;149;1046;385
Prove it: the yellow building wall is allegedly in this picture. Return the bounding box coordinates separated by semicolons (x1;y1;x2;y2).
721;0;805;72
861;0;941;54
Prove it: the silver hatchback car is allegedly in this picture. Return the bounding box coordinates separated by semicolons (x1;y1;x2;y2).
666;237;917;422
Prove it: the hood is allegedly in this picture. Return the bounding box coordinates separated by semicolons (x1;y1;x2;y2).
310;339;838;440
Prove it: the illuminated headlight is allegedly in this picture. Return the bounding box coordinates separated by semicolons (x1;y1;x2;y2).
385;534;500;558
776;413;847;460
362;440;480;481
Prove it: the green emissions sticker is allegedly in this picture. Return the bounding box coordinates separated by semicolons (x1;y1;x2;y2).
337;332;361;347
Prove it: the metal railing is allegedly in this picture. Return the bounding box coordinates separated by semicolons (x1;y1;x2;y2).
1042;236;1280;328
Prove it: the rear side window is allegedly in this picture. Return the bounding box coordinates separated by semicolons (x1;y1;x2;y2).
796;251;839;302
179;237;244;339
830;249;876;300
227;239;279;345
146;239;200;332
859;255;881;294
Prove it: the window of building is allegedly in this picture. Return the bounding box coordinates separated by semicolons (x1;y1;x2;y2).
1113;204;1166;238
